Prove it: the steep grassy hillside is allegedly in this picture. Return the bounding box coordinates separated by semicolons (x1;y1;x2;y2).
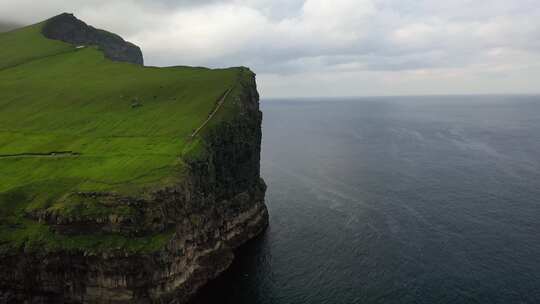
0;20;248;253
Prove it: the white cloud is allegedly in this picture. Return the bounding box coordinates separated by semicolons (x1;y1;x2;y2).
130;4;268;64
1;0;539;97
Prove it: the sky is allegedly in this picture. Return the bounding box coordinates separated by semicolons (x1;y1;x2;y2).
1;0;539;98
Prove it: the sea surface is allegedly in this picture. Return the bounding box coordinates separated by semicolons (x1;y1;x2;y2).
195;95;540;304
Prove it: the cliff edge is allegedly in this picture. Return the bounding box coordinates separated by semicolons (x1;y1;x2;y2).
0;14;267;303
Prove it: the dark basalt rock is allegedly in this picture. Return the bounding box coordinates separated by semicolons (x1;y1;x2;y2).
42;13;144;65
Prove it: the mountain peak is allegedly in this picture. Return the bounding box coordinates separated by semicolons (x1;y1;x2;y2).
42;13;144;65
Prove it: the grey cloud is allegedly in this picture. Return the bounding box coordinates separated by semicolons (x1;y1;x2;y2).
1;0;539;97
0;21;21;32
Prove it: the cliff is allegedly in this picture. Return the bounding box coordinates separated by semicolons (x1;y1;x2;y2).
0;14;267;303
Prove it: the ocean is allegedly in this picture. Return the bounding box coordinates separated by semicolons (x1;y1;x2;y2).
195;95;540;304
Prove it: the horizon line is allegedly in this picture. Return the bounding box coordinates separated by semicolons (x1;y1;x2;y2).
262;92;540;100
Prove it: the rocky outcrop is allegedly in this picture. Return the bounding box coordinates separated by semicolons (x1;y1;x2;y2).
0;70;268;303
42;13;143;65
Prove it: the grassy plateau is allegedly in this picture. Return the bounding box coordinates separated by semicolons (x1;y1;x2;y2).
0;20;247;253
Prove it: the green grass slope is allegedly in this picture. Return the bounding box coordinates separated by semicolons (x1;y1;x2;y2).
0;20;247;253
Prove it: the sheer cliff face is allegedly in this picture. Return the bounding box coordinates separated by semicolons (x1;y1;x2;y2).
0;72;267;303
42;13;144;65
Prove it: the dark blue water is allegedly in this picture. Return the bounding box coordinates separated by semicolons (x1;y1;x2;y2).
195;95;540;304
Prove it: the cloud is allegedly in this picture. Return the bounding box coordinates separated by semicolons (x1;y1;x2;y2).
0;21;20;32
1;0;539;97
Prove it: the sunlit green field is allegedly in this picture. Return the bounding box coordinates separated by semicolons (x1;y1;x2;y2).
0;22;244;253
